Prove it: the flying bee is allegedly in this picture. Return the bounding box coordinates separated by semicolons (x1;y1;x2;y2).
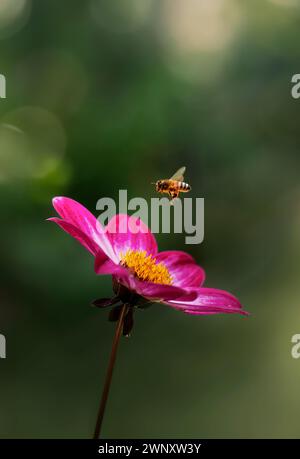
153;166;191;201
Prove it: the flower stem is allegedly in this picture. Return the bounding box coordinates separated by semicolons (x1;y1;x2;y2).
93;303;128;439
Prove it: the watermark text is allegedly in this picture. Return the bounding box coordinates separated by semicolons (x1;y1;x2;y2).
0;74;6;99
96;191;204;245
0;334;6;359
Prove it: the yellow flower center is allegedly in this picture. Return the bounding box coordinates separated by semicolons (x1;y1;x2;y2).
120;249;173;285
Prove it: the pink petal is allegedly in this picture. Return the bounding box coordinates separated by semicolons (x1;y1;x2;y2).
132;279;198;302
48;218;100;256
155;251;205;287
105;214;157;260
166;287;248;316
52;197;117;262
94;251;128;277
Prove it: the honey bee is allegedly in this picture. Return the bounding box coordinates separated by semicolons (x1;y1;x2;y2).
153;166;191;201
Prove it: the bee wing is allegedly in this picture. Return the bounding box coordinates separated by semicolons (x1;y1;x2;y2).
169;166;186;181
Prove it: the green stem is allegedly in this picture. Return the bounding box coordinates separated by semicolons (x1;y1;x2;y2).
93;303;128;439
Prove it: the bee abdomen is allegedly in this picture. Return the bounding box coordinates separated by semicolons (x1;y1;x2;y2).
179;181;191;191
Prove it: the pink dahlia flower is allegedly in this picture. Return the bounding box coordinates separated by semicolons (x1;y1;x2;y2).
48;197;247;333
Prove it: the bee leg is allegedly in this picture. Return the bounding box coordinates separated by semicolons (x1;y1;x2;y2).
169;191;179;204
169;190;177;198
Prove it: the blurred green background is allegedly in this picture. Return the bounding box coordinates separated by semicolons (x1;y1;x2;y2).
1;0;300;439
